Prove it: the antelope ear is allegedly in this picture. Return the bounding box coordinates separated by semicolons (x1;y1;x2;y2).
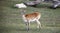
23;10;26;12
35;11;38;12
20;9;26;13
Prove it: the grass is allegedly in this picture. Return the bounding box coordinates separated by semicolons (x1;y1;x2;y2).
0;0;60;33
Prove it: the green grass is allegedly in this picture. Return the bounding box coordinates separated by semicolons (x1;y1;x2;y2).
0;0;60;33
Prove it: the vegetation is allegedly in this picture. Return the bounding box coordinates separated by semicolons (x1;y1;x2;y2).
0;0;60;33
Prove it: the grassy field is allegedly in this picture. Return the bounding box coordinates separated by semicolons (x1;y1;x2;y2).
0;0;60;33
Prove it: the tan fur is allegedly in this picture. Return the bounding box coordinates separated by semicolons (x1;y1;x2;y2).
24;12;41;20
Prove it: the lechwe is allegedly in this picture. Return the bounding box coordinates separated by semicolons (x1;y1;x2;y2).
21;10;41;31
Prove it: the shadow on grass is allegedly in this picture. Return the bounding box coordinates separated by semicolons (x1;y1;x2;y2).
29;4;50;8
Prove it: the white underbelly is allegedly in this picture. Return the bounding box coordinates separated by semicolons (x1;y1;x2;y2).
23;18;37;22
29;18;36;21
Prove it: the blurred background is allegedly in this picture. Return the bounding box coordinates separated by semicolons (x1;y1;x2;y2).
0;0;60;33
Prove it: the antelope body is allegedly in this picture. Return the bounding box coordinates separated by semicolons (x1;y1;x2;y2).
21;10;41;31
